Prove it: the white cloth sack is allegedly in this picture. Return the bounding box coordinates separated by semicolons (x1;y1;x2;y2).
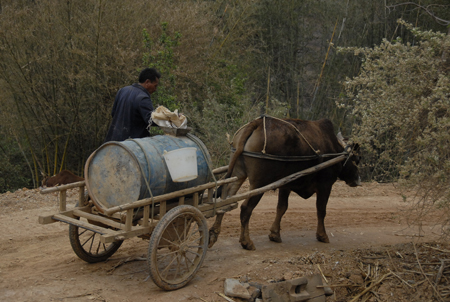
150;106;187;129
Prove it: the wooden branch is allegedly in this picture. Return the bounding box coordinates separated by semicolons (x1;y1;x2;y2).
104;177;238;215
435;260;445;285
317;284;359;288
212;165;228;174
105;155;345;216
390;270;413;288
216;292;236;302
413;243;445;302
349;273;392;302
423;244;450;253
216;155;347;207
40;180;86;194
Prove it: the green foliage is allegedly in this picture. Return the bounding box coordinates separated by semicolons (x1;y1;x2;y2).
0;0;150;184
182;60;260;166
340;20;450;219
0;134;32;192
0;0;448;192
142;23;181;111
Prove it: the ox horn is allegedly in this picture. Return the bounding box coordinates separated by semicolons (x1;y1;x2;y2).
336;132;346;148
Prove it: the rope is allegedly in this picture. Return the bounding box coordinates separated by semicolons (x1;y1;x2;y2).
186;133;219;215
262;116;268;154
230;115;320;156
127;139;155;224
266;115;321;155
229;119;255;145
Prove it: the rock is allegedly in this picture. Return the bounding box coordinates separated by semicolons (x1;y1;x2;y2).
239;275;249;283
261;274;327;302
224;278;251;300
248;286;262;301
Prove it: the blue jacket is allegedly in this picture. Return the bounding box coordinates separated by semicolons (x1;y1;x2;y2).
104;83;154;142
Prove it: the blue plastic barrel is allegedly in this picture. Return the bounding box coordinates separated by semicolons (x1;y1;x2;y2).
84;134;212;211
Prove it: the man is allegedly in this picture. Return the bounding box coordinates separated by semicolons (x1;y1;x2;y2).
104;68;161;142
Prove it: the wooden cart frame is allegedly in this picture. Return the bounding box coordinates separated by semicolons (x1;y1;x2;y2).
39;155;346;290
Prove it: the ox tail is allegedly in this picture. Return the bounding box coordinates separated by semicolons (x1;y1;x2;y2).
224;120;260;179
215;121;259;198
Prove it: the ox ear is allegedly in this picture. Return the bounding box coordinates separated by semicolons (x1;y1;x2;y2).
336;132;346;148
353;143;360;154
40;171;48;187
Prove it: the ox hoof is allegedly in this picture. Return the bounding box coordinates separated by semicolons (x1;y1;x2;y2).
268;232;282;243
240;240;256;251
208;231;219;248
316;233;330;243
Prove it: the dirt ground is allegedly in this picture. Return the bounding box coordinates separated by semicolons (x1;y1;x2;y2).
1;181;449;302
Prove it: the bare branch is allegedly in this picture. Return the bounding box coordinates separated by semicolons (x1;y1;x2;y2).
386;2;450;26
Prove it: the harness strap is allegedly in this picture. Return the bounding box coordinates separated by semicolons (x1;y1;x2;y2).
231;115;321;156
263;115;321;156
231;148;348;162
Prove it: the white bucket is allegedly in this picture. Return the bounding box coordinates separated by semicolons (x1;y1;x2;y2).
163;147;198;182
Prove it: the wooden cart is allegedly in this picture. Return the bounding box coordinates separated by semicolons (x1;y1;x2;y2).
38;155;346;290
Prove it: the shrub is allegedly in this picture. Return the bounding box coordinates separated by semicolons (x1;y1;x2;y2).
340;20;450;233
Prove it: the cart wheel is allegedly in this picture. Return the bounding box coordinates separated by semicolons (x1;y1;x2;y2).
69;204;123;263
148;205;208;290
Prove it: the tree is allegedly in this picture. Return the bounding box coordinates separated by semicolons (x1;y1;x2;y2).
340;20;450;232
0;0;261;187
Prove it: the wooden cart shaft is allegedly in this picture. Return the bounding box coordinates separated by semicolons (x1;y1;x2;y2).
38;156;345;243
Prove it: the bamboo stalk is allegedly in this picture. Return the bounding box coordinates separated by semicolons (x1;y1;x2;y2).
265;66;270;114
310;18;338;110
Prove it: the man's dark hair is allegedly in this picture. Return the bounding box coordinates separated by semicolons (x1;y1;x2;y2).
139;68;161;83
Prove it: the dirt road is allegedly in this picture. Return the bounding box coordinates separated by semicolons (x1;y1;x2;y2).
0;181;445;301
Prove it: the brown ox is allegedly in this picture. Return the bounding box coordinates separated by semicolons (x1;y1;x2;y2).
42;170;84;187
222;116;360;250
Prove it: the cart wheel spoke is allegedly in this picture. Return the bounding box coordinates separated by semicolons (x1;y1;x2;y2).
185;250;202;258
159;237;177;247
81;233;95;248
148;205;209;290
69;207;123;263
171;221;183;243
184;227;200;243
161;255;179;279
156;250;179;260
183;253;195;266
79;229;88;236
184;216;194;239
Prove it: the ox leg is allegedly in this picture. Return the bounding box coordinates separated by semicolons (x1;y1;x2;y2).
316;186;332;243
223;177;246;198
223;157;247;198
268;189;290;243
208;212;225;248
240;194;264;251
